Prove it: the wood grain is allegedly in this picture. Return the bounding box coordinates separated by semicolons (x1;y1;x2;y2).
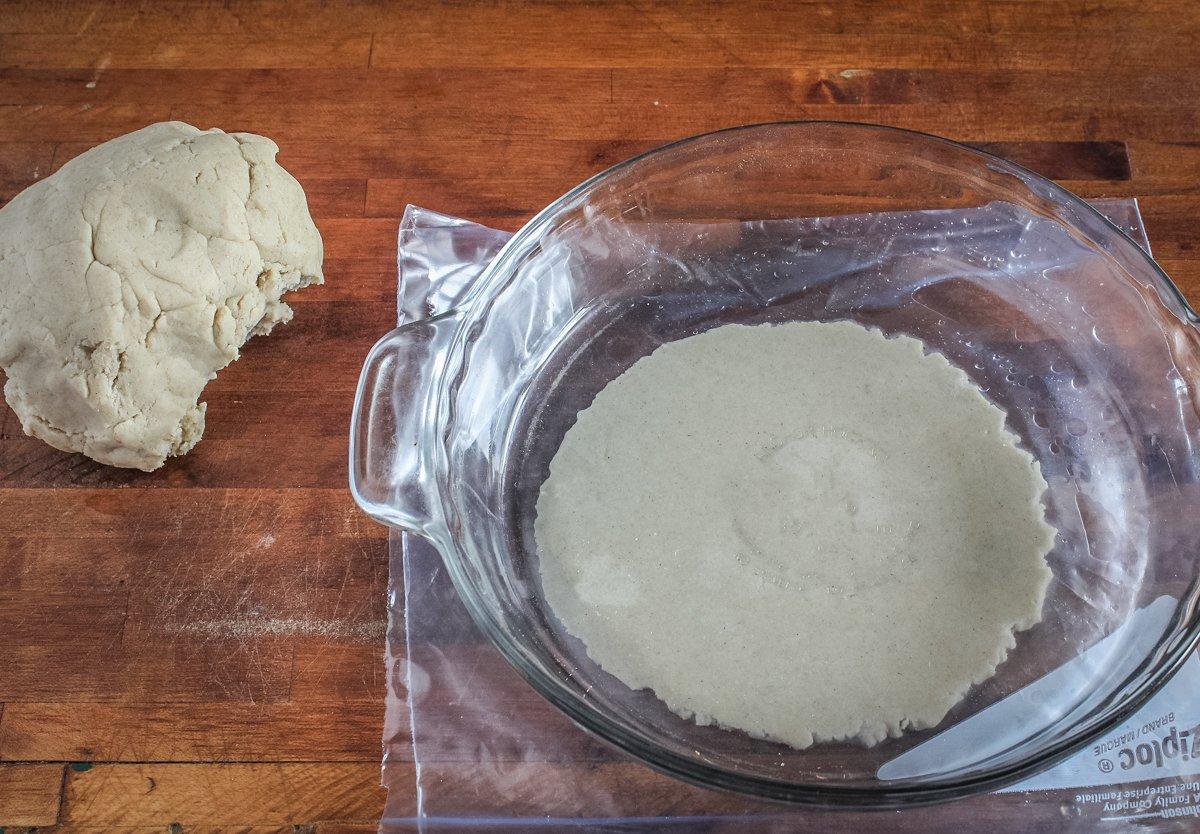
0;141;54;197
2;68;1196;109
0;33;373;69
58;763;388;829
0;701;385;762
0;0;1198;829
0;763;65;827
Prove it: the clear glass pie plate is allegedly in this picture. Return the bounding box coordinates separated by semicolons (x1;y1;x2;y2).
350;122;1200;807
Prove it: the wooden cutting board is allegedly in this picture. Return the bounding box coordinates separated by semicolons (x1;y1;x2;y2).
1;0;1199;829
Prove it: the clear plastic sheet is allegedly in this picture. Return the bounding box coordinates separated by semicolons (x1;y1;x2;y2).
379;202;1200;832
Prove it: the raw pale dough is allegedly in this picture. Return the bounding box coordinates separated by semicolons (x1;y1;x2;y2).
535;321;1055;748
0;121;323;470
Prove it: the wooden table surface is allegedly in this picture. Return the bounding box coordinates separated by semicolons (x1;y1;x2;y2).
1;0;1199;830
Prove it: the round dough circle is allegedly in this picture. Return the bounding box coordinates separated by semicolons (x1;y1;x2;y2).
535;321;1054;748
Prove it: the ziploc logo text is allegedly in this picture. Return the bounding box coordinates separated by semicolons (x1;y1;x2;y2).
1093;714;1200;773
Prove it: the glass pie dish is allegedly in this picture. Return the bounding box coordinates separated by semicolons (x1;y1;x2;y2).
350;122;1200;807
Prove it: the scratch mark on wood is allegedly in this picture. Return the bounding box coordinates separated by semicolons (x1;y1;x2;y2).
165;617;386;640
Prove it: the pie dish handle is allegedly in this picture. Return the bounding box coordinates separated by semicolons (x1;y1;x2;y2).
349;311;458;536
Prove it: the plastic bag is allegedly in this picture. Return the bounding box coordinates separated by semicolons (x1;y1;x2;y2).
379;201;1200;832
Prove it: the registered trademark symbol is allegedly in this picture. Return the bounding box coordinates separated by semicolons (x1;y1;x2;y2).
1098;758;1114;773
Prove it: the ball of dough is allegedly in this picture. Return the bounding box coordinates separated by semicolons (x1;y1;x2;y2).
0;121;324;471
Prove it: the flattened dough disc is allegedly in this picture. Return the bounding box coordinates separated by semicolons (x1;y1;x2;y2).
535;321;1055;748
